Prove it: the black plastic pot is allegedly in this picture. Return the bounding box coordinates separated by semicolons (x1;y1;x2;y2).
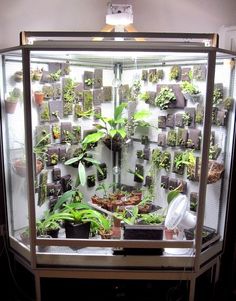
65;222;90;239
123;224;164;240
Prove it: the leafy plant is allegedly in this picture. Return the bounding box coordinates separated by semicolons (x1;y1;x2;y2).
53;189;84;212
62;202;112;235
195;111;204;124
36;210;72;236
63;78;76;103
64;146;103;186
82;103;128;147
113;205;139;225
167;186;181;205
180;81;200;95
174;150;195;170
151;150;171;171
155;87;176;110
49;69;62;82
209;143;221;160
224;97;233;110
182;112;192;126
128;80;141;101
139;212;164;225
169;65;181;81
31;68;43;81
6;87;22;103
84;78;94;87
167;130;177;146
213;88;223;106
139;91;150;102
131;109;152;130
52;124;60;139
95;182;115;198
128;168;144;182
33;131;51;161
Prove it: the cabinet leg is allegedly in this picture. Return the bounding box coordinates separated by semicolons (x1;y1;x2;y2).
35;273;41;301
189;278;196;301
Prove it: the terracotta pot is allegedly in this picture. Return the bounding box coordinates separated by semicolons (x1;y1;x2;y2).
5;100;17;114
131;191;142;201
99;230;113;239
34;91;44;105
13;159;43;177
164;228;177;240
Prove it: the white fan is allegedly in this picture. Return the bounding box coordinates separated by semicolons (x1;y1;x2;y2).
164;194;196;254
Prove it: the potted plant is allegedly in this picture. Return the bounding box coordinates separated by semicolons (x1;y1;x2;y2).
14;70;23;82
12;130;47;177
32;68;43;81
115;205;164;240
96;214;113;239
34;91;44;105
5;87;22;114
180;81;201;102
13;158;43;177
62;202;111;239
36;210;73;238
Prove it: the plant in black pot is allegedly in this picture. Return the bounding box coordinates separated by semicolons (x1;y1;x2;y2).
36;210;73;238
62;202;112;239
62;202;97;239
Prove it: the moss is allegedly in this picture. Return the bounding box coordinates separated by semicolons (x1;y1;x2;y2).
83;91;93;111
40;106;50;121
169;65;181;81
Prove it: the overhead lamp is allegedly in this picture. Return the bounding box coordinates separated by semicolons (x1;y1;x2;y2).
106;3;133;26
93;2;144;42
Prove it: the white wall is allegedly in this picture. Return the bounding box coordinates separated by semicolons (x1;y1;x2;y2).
0;0;236;48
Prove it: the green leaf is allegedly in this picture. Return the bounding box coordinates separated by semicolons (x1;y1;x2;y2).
114;103;127;121
115;118;126;124
94;124;106;130
75;175;80;187
53;190;76;211
133;109;151;120
64;155;83;165
84;157;100;165
117;128;127;139
109;129;117;138
167;190;180;205
82;132;104;145
78;162;86;186
95;164;104;176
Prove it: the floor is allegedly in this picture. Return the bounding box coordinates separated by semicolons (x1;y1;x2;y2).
1;244;236;301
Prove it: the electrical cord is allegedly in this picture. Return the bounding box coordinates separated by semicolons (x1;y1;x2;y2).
2;233;35;301
165;247;195;301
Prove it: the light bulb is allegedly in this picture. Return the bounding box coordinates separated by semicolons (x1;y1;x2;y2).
113;166;121;175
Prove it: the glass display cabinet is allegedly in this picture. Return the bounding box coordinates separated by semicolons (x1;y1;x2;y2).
0;32;235;300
